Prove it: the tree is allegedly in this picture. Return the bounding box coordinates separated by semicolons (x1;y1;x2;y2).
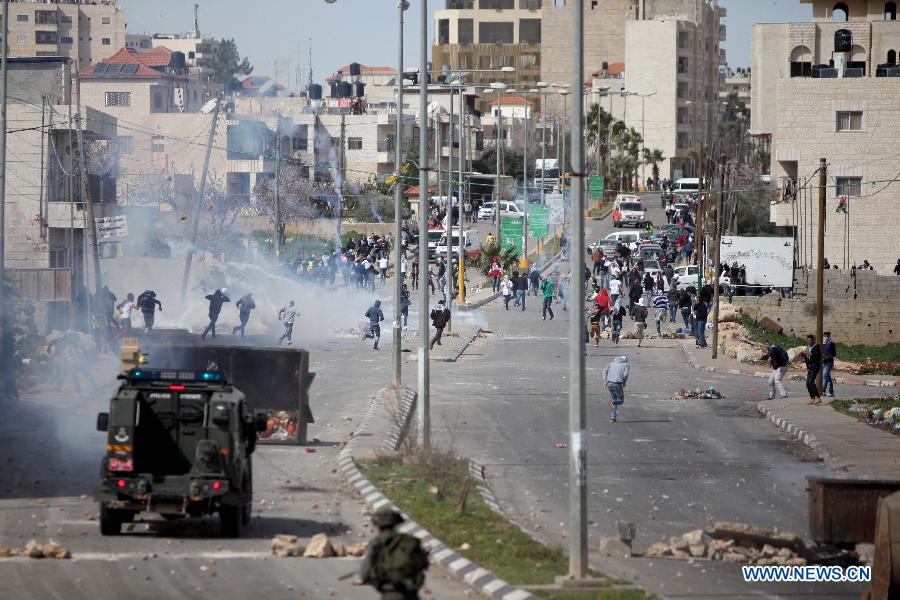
642;148;666;187
585;103;614;178
208;39;253;92
252;163;317;220
473;147;531;181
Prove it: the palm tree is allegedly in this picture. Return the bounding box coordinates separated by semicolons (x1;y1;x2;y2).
586;103;614;179
625;128;642;190
642;148;666;189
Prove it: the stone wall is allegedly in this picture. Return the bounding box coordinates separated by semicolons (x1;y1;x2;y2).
793;268;900;300
732;294;899;346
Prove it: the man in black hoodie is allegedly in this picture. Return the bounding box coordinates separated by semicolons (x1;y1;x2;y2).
232;292;256;339
430;299;451;349
201;288;230;340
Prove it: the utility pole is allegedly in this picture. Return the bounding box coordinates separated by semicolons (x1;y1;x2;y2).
65;60;75;328
816;158;826;393
0;0;8;397
711;154;725;359
567;0;588;581
458;86;467;305
494;92;503;243
417;0;431;450
74;67;102;304
180;97;221;302
446;88;454;329
392;1;405;390
274;121;282;267
522;91;529;265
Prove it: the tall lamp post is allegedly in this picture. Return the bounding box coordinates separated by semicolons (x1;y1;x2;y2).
484;82;510;242
536;81;550;206
636;91;656;187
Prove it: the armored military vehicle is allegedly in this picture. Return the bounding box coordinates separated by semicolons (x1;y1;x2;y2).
95;368;266;537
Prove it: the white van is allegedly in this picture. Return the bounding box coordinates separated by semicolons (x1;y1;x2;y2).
478;201;524;220
672;178;700;195
434;229;483;260
604;231;642;245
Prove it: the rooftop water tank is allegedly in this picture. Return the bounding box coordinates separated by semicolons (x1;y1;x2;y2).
309;84;323;100
834;29;852;53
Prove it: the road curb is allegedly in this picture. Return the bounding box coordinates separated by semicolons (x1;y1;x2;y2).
755;402;850;471
339;395;537;600
677;342;898;388
469;460;546;546
381;386;417;454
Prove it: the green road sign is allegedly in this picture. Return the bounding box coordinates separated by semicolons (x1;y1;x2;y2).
528;206;549;238
588;175;605;199
500;218;523;255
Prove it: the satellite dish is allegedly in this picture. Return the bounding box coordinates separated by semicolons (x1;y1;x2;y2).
199;98;219;114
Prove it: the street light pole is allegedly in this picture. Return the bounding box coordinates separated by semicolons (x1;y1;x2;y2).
567;0;587;580
392;0;407;389
445;83;454;322
417;0;431;449
457;83;467;306
0;0;8;399
537;82;548;206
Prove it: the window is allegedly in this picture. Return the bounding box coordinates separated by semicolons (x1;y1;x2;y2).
36;10;56;25
105;92;131;107
61;36;73;44
459;19;474;44
677;83;688;99
678;56;689;74
479;22;514;44
151;135;165;153
520;0;542;8
438;19;449;45
677;132;690;149
60;15;72;24
188;51;196;59
520;19;541;43
35;31;57;45
836;111;862;131
102;16;111;24
16;14;28;22
832;2;849;21
348;137;363;150
886;2;897;20
889;49;898;64
678;31;689;49
15;34;27;45
115;136;134;155
836;177;861;197
481;0;514;8
790;45;812;77
292;134;308;151
153;93;163;110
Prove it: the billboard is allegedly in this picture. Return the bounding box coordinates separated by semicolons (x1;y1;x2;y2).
720;236;794;288
546;193;564;225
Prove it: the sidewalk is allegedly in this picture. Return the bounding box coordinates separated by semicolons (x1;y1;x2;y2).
680;339;900;478
679;339;900;388
757;399;900;478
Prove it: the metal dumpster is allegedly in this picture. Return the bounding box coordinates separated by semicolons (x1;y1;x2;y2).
140;331;314;445
808;477;900;545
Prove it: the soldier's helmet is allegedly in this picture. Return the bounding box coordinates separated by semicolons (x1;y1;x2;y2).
371;506;404;528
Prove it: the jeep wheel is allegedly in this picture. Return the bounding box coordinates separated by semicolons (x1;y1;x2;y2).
220;505;242;538
99;504;124;536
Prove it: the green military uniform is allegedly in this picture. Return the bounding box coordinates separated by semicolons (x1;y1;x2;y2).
360;507;429;600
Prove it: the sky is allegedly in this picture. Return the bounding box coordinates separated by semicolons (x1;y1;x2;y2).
120;0;813;89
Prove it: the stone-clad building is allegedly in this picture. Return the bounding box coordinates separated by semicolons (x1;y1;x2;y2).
753;0;900;274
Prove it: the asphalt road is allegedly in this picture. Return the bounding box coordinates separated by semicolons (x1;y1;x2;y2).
421;198;881;598
0;334;470;600
0;195;881;599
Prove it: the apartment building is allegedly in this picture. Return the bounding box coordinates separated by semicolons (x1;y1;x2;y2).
753;0;900;274
6;0;125;68
432;0;542;87
78;46;223;205
720;68;751;104
3;57;118;329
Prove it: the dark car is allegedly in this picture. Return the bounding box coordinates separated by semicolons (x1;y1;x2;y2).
95;368;267;537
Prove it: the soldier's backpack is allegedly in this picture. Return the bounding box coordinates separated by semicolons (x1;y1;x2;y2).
373;532;428;592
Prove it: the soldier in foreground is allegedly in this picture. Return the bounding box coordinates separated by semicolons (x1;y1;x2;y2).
359;506;429;599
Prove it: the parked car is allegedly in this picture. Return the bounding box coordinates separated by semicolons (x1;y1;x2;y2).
477;201;524;220
642;259;663;277
673;265;731;291
434;229;483;261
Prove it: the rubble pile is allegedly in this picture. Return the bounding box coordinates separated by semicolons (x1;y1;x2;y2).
671;387;724;400
258;410;299;441
846;402;900;435
0;539;71;559
645;522;860;567
271;534;366;558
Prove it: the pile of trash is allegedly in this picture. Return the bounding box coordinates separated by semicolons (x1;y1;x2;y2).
645;522;864;567
258;410;299;441
847;402;900;435
0;539;71;559
271;533;367;558
671;386;724;400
